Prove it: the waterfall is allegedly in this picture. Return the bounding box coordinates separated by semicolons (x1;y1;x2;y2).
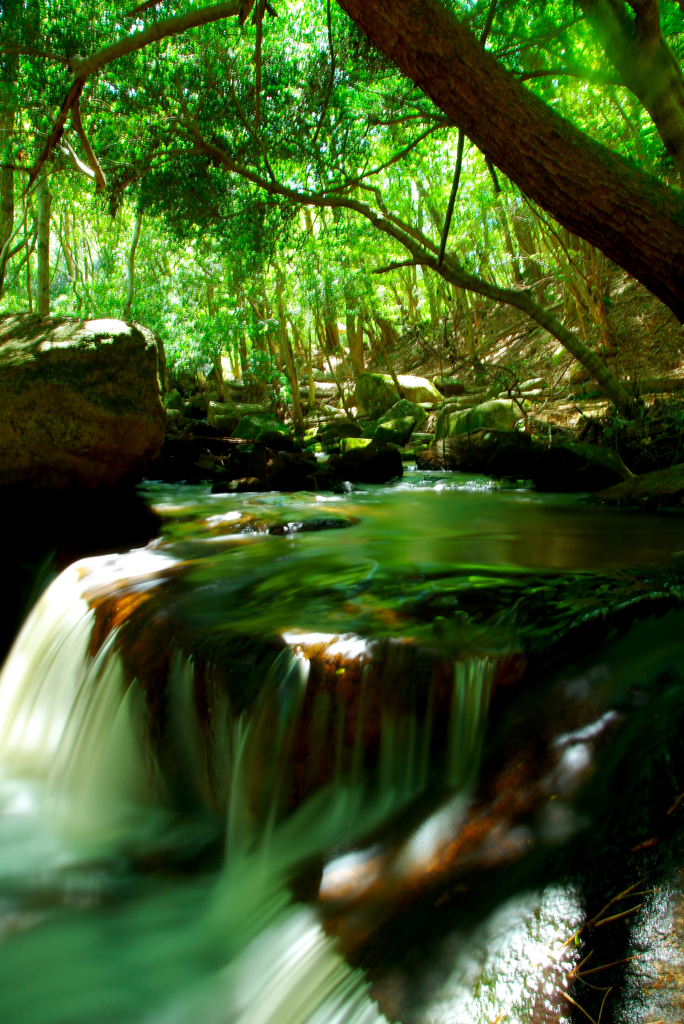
0;550;498;1024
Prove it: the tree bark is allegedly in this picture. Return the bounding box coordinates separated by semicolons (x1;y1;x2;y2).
346;313;365;376
36;178;52;318
334;0;684;322
0;164;13;295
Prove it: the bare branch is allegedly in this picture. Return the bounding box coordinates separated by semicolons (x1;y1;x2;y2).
71;100;107;192
516;65;627;88
438;128;465;266
373;260;420;274
0;44;70;64
61;137;96;179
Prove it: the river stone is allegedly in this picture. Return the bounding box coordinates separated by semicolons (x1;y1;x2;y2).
378;398;427;430
0;313;165;489
595;462;684;506
341;437;371;454
321;421;363;439
532;442;632;493
355;373;441;418
519;377;548;392
433;376;465;396
232;413;292;450
207;402;239;435
417;429;533;474
334;440;403;484
374;417;416;447
164;389;183;412
435;399;525;441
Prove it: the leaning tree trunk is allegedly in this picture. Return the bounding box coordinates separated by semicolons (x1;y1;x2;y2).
36;178;52;318
334;0;684;323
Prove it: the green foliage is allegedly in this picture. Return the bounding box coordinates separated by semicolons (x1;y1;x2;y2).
1;0;682;380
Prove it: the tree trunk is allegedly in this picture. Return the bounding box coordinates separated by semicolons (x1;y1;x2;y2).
579;0;684;183
124;208;143;319
0;164;13;295
36;178;51;318
346;313;365;376
275;272;304;430
334;0;684;321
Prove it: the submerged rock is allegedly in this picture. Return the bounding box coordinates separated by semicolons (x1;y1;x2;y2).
595;462;684;507
333;440;403;484
0;313;165;488
533;441;632;493
435;399;525;441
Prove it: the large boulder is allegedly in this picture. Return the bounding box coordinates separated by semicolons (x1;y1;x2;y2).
433;376;465;397
374;398;427;447
374;417;416;447
355;373;441;418
207;401;239;434
0;314;165;489
532;442;632;492
417;429;534;476
232;413;294;451
378;398;428;430
333;440;403;484
595;462;684;507
435;399;524;440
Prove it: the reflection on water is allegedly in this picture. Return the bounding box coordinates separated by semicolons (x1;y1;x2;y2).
0;473;682;1023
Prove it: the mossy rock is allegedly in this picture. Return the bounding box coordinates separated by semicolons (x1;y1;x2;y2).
433;376;465;397
434;399;526;441
379;398;427;430
374;417;416;447
0;313;165;488
341;436;372;454
207;401;239;434
355;373;442;418
533;442;632;493
232;413;289;441
164;389;183;412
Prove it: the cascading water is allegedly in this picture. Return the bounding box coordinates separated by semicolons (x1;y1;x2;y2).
0;475;683;1023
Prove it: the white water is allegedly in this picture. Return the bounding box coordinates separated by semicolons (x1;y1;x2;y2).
0;540;581;1024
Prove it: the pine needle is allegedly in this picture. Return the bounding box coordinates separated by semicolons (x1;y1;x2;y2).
594;903;643;927
560;990;597;1024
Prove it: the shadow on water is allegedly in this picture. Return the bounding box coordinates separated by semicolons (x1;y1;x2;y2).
0;471;683;1023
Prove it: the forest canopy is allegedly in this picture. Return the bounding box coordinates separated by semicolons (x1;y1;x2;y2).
2;0;684;417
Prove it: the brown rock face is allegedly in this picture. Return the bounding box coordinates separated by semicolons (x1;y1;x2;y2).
0;314;166;488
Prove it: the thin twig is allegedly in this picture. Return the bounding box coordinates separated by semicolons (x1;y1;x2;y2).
667;791;684;815
438;129;464;266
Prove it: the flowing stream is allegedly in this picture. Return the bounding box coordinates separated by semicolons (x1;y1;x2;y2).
1;468;684;1024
